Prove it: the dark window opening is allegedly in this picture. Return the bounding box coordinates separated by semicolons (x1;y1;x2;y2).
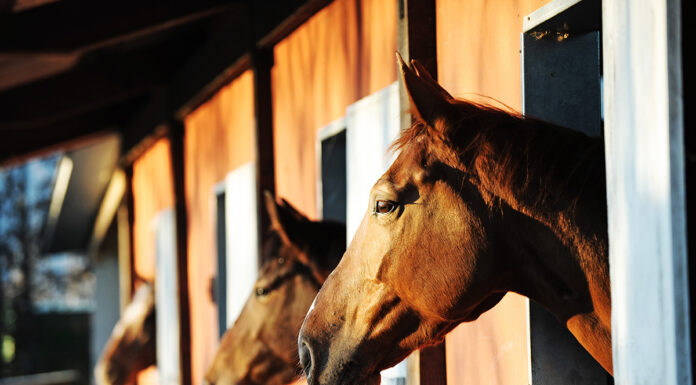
523;0;612;383
215;191;227;338
321;130;347;224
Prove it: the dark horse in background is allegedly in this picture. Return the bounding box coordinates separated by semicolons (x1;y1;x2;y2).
205;192;345;385
94;193;345;385
298;56;611;385
95;283;156;385
92;193;345;385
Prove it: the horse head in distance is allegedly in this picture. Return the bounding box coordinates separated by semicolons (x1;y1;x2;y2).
298;55;611;385
205;192;346;385
95;282;156;385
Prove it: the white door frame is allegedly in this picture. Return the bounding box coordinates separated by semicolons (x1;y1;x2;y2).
603;1;690;383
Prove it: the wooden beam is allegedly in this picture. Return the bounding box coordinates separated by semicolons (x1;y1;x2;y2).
170;0;334;120
253;0;333;48
251;49;276;265
124;165;136;298
0;98;143;165
0;39;200;130
167;120;193;385
116;201;133;313
168;3;253;121
397;0;438;78
397;1;444;385
0;0;236;52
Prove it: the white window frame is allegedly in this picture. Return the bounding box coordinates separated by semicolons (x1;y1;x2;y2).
222;162;259;328
603;1;690;384
345;82;406;384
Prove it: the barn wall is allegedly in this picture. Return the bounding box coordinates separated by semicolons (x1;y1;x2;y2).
436;0;549;384
272;0;397;218
131;137;176;385
132;137;175;282
183;70;256;385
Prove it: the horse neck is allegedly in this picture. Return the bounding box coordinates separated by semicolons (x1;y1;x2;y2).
467;120;610;320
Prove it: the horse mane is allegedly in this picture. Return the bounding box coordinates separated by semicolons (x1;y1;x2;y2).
393;99;606;220
392;99;522;162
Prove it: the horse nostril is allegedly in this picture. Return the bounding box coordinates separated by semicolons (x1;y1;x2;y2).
299;340;313;377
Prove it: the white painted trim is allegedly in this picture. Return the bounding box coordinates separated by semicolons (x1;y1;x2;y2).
153;208;182;385
523;0;582;32
212;179;226;196
345;82;405;384
224;162;259;327
44;156;73;248
346;82;400;241
603;1;690;383
315;118;347;220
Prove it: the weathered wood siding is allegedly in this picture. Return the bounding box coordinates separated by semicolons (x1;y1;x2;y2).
272;0;397;218
183;70;256;385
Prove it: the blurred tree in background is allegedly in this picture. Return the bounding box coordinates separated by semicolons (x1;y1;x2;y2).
0;157;55;377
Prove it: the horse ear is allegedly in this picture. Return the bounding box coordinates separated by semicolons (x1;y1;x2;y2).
397;53;458;132
279;198;309;224
263;191;308;246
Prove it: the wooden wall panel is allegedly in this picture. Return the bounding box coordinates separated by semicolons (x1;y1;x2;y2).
183;70;255;385
437;0;549;107
272;0;397;218
435;0;549;384
131;137;176;385
132;137;175;282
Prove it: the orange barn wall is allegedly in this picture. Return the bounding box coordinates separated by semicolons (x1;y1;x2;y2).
131;137;176;385
272;0;397;218
183;70;256;385
436;0;550;384
132;138;175;282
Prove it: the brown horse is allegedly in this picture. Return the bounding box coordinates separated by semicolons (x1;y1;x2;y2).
95;283;156;385
298;56;611;385
205;192;345;385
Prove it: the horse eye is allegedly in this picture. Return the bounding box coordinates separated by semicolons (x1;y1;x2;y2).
375;200;397;214
255;287;269;297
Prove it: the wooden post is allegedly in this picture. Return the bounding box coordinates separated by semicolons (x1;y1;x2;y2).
603;0;691;383
397;1;446;385
167;120;193;385
251;48;276;264
124;165;137;300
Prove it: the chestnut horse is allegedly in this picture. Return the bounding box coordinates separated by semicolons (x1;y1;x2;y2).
95;283;156;385
205;193;345;385
298;56;611;385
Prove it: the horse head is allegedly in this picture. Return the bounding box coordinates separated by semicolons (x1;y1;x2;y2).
95;283;157;385
298;55;611;385
205;193;345;385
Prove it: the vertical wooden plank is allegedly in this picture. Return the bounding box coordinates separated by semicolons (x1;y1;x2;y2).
252;49;276;264
168;121;193;385
397;1;445;385
603;0;691;384
117;201;133;313
397;0;437;77
124;165;137;299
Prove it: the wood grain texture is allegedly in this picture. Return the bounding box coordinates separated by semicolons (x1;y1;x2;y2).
436;1;550;384
183;70;256;385
272;0;397;219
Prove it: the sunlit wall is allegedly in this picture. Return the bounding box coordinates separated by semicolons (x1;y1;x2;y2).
436;0;551;383
183;70;255;385
272;0;397;219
